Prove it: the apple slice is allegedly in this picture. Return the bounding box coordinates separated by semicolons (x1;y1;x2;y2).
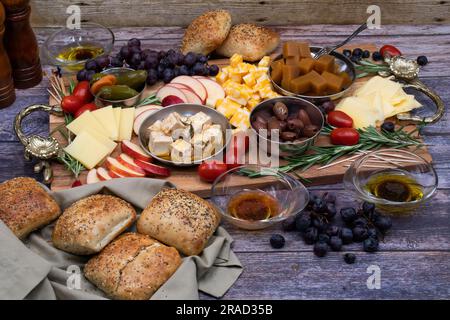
174;87;202;104
97;167;113;181
133;108;161;135
121;140;152;162
108;170;125;179
135;104;162;119
117;153;146;174
156;85;187;104
194;77;225;107
105;157;146;177
134;159;171;177
86;168;100;184
170;76;207;103
161;95;185;107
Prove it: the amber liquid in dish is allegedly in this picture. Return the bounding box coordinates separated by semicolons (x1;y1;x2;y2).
365;172;424;202
56;43;104;70
227;190;280;221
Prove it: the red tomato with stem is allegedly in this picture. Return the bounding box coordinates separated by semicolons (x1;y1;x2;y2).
327;111;353;128
380;45;402;58
330;128;360;146
61;95;85;114
74;102;99;118
72;81;93;103
198;160;229;183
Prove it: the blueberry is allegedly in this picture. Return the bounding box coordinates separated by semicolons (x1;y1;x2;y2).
312;198;327;213
321;101;336;114
312;218;327;232
85;59;98;71
374;216;392;233
282;215;297;231
350;55;361;63
313;242;328;257
209;64;220;76
362;201;376;215
343;49;352;57
325;225;340;237
340;207;357;223
303;227;318;245
318;234;330;244
76;69;87;81
363;237;379;252
417;55;428;66
362;50;371;59
352;226;369;242
372;51;383;61
352;217;368;228
270;234;285;249
340;228;354;244
329;236;343;251
367;228;378;239
127;38;141;48
295;213;311;232
381;121;395;132
344;253;356;264
325;202;337;219
352;48;363;57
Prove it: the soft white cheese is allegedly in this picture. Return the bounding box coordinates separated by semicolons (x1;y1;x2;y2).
148;119;163;132
189;111;212;134
149;131;173;157
202;124;223;148
172;126;192;141
161;112;186;134
170;139;192;163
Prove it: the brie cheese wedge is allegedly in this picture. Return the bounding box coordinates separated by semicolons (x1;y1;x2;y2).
149;131;173;157
170;139;192;163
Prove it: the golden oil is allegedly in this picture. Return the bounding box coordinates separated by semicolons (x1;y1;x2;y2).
365;172;424;203
56;44;104;70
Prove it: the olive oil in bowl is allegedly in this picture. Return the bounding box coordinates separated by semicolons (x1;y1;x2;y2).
56;43;104;71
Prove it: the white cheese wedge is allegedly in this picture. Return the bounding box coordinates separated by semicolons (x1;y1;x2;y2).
148;120;163;132
336;96;384;129
118;107;135;141
161;112;186;135
82;128;117;154
92;106;119;141
66;111;109;137
64;131;112;169
170;139;192;163
149;131;173;157
189;111;212;134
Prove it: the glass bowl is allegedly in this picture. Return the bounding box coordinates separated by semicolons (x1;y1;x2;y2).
43;23;114;73
210;165;309;230
343;149;438;215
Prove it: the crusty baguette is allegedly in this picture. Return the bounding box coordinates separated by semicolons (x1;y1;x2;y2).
181;9;232;55
52;195;136;255
137;188;221;256
0;177;61;239
84;233;181;300
216;23;280;61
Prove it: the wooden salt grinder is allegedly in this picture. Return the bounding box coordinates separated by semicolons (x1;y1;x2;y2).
0;2;15;108
2;0;42;89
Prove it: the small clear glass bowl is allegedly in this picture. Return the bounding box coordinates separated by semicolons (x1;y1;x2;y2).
43;23;114;73
210;165;309;230
343;149;438;215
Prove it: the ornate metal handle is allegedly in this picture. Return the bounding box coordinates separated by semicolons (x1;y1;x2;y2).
396;79;445;124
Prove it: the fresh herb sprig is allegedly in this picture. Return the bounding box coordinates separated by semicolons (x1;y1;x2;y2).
135;94;160;108
355;60;390;78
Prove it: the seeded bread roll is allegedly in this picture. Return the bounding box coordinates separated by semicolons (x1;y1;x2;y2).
84;233;181;300
181;9;232;55
0;177;61;239
137;188;221;256
216;23;280;61
52;195;136;255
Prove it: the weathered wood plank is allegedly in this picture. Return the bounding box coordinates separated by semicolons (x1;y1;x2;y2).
204;251;450;299
30;1;450;27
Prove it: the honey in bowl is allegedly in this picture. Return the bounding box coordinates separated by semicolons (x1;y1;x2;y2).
227;190;280;221
365;172;424;203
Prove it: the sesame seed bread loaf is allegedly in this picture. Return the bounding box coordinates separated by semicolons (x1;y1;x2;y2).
52;195;136;255
84;233;181;300
181;9;232;55
137;188;221;256
216;23;280;61
0;177;61;239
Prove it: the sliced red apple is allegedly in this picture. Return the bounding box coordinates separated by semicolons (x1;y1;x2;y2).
134;159;171;177
135;104;162;119
108;170;125;179
133;108;161;135
105;156;146;178
97;167;113;181
194;77;225;107
170;76;207;103
117;153;146;174
86;168;100;184
121;140;152;162
156;86;187;104
178;87;203;104
167;83;191;91
161;95;185;107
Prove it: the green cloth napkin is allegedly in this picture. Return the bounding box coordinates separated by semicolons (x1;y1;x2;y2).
0;178;242;300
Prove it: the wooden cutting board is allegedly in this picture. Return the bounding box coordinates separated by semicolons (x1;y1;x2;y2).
48;44;433;197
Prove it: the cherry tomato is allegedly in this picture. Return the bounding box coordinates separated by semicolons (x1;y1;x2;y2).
71;179;82;188
61;95;85;114
225;134;249;169
198;160;229;183
380;45;402;58
74;102;98;118
72;81;93;103
327;111;353;128
330;128;360;146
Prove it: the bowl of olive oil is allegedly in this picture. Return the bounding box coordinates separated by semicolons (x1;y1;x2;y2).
43;23;114;72
344;149;437;215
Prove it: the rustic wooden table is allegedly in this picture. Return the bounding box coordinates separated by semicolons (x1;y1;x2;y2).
2;25;450;299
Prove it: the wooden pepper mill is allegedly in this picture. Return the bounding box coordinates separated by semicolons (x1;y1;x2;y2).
0;2;15;108
1;0;42;89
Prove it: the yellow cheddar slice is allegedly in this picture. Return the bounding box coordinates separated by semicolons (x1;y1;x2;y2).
118;107;135;141
114;107;122;130
66;110;110;137
82;128;117;153
92;106;119;141
64;131;112;169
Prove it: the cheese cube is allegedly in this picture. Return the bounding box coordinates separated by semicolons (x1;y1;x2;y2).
216;71;228;84
92;106;119;141
149;131;173;157
258;56;271;67
230;54;243;67
230;73;243;83
214;99;224;109
118;107;135;141
259;86;274;98
64;131;112;169
246;99;260;111
243;73;256;87
236;63;250;74
216;98;242;119
172;126;191;141
230;108;250;129
66;111;110;138
202;124;223;148
189;111;212;134
161;112;186;134
191;133;204;160
148;119;163;132
171;139;192;163
202;142;216;158
229;96;248;106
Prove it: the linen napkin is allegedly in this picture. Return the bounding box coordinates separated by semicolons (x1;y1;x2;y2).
0;178;242;300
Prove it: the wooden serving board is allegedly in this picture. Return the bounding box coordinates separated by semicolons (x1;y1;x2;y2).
49;44;433;197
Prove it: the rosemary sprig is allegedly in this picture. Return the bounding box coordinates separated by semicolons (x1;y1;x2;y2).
354;59;390;78
57;151;84;178
135;94;160;108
